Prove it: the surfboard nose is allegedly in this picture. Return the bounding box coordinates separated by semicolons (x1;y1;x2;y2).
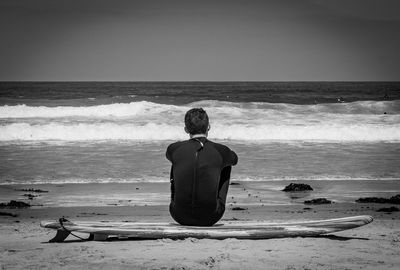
40;221;50;228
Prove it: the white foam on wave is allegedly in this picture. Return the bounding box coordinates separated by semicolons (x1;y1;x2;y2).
0;101;185;118
0;122;186;141
1;121;399;142
1;100;399;142
0;177;168;185
190;100;400;115
1;100;399;119
2;175;398;185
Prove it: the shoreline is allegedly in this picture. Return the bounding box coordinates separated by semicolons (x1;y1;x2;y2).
1;180;399;208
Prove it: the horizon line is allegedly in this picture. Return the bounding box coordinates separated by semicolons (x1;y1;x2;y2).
1;80;400;83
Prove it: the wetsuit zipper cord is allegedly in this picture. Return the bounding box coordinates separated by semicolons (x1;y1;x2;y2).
191;139;204;215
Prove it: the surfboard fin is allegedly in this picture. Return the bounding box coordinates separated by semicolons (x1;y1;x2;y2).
49;229;70;243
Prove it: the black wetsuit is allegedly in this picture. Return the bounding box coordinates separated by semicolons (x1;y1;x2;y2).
166;137;238;226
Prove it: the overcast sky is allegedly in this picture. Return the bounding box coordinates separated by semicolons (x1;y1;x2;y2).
0;0;399;81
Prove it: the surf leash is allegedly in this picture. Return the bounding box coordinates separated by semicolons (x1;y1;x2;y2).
59;217;93;241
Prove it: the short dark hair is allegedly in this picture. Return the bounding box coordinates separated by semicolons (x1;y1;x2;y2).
184;108;209;135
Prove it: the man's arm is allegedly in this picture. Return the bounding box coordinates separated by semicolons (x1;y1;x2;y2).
229;150;238;166
218;166;232;204
166;142;182;200
166;145;172;162
212;143;238;167
166;142;182;162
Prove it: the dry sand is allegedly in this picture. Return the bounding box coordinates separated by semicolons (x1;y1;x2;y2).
1;202;399;270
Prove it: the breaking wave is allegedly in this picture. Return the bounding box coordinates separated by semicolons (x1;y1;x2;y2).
1;100;399;142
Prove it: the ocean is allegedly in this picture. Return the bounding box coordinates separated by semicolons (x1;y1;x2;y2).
0;81;399;206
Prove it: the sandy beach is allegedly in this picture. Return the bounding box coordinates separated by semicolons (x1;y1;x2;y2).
2;0;400;268
1;181;399;270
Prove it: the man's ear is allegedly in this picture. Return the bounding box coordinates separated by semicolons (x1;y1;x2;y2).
208;124;211;131
184;127;189;134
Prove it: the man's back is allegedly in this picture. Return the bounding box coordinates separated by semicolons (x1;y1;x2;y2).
166;137;238;226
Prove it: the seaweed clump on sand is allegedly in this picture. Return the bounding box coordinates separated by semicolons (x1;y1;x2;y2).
282;183;313;192
356;194;400;204
0;212;18;217
376;206;399;213
23;194;38;200
231;207;248;211
0;200;31;208
304;198;332;205
15;188;48;193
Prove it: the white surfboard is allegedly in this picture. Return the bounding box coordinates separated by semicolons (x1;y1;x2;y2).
40;215;373;242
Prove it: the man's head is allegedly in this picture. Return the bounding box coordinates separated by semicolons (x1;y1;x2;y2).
184;108;210;136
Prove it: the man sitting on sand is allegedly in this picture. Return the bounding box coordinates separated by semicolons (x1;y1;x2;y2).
166;108;238;226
